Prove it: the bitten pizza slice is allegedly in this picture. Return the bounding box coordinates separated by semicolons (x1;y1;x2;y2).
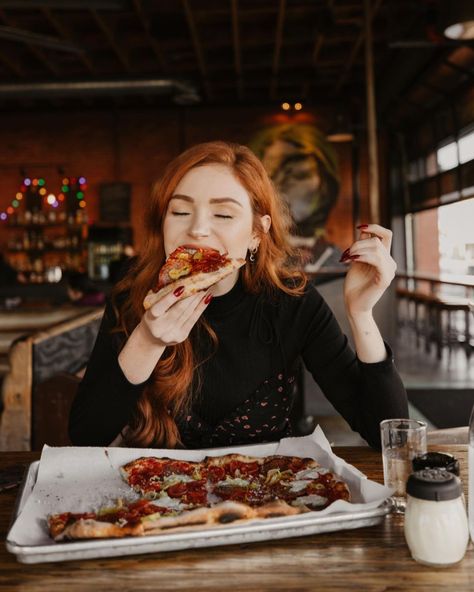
143;245;245;309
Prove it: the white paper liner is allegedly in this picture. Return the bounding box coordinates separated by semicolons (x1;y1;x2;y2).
7;426;393;547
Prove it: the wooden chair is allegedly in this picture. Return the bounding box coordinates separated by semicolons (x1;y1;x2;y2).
431;296;472;359
0;308;103;450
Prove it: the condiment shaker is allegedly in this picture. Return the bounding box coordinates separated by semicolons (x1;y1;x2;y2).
412;452;460;476
404;469;469;567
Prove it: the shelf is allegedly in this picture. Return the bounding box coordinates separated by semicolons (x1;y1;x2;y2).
8;248;85;254
5;223;86;230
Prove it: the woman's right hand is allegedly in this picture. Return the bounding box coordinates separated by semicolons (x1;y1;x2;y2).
118;287;213;384
140;287;213;347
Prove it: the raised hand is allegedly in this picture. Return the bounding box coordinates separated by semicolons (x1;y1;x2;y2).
141;287;213;347
340;224;397;316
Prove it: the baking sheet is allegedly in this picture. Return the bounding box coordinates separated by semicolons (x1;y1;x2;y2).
6;426;394;563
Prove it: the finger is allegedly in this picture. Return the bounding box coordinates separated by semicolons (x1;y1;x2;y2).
347;237;383;255
165;291;205;324
347;252;396;281
180;291;213;335
357;224;392;251
149;285;190;318
179;290;212;327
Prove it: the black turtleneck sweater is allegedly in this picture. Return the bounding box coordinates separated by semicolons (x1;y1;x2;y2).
69;275;408;449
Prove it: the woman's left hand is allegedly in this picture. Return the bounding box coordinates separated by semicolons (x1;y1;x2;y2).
341;224;397;316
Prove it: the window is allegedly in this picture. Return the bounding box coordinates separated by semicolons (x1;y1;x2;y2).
458;130;474;165
437;141;458;171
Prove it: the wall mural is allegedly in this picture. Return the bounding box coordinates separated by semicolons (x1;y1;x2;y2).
250;123;345;271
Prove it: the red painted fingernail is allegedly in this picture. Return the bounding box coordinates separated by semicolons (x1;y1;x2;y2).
338;248;351;263
357;224;369;229
204;294;213;304
173;286;185;297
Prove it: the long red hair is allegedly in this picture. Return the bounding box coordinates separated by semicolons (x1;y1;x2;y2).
113;141;306;448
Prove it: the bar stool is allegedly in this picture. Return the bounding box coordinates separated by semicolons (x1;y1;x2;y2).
431;296;472;360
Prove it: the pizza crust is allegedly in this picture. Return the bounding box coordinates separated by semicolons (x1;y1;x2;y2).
143;258;245;310
53;518;144;542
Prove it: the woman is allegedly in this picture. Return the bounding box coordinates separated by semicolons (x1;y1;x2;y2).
69;141;407;450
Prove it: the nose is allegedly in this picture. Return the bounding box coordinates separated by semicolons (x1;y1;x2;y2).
188;211;210;239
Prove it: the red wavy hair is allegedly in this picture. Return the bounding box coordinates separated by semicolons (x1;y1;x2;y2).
112;141;306;448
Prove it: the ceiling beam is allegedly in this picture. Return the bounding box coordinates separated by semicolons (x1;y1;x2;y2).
302;32;325;99
333;0;383;95
0;48;24;77
132;0;167;72
0;9;60;76
89;8;131;73
270;0;286;100
41;7;96;75
230;0;243;100
182;0;212;100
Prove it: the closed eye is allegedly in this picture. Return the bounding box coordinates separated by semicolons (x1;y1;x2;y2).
171;211;190;216
215;214;233;219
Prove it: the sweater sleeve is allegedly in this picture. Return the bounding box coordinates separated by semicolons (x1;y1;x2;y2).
299;286;408;449
68;299;147;446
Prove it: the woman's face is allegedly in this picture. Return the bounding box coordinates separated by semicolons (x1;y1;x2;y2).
163;164;270;295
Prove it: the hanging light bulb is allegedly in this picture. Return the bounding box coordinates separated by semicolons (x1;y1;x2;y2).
441;2;474;39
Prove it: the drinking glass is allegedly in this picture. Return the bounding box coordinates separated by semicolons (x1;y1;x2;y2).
380;419;427;513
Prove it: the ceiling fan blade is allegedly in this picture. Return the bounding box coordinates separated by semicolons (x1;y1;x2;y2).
0;25;84;54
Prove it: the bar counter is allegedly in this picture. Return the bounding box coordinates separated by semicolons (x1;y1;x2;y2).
1;445;472;591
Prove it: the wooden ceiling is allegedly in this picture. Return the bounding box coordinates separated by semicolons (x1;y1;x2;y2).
0;0;472;126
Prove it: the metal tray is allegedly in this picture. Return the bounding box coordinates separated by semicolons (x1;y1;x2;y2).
6;461;392;564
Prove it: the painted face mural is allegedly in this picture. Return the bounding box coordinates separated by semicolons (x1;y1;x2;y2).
250;124;343;271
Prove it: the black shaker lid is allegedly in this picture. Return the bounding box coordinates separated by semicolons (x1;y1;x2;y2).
406;469;462;501
412;452;460;476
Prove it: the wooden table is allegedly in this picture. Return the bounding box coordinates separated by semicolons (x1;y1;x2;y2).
1;446;473;591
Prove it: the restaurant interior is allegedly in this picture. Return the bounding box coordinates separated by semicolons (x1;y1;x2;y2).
1;0;473;451
0;0;474;583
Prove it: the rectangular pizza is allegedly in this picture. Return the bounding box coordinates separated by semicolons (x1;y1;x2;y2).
48;453;351;541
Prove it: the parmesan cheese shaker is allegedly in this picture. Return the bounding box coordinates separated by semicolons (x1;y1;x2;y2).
404;469;469;567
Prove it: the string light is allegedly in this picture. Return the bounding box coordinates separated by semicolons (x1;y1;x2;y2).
281;102;290;111
1;174;89;223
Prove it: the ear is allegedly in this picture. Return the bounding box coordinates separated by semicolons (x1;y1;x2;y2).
250;215;272;250
260;214;272;234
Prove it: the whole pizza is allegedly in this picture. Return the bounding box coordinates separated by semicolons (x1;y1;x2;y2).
49;454;351;541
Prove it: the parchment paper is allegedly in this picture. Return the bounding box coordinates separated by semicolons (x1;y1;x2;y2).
7;426;393;547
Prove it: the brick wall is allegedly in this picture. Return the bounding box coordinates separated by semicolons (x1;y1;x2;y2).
0;105;370;253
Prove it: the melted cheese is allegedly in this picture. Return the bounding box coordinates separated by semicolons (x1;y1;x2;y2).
291;494;327;507
288;480;311;493
153;495;187;511
216;477;250;488
295;468;328;480
162;474;194;489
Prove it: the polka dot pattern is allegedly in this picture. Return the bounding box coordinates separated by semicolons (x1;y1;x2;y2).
177;371;296;448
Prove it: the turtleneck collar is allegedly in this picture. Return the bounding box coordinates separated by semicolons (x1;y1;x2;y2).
204;272;247;317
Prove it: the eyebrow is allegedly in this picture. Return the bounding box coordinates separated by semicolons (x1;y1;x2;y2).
170;194;243;208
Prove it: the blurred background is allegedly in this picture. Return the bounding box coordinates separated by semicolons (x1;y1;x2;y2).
0;0;473;450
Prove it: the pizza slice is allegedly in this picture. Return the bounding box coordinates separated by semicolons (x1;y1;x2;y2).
120;456;207;506
143;245;245;310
